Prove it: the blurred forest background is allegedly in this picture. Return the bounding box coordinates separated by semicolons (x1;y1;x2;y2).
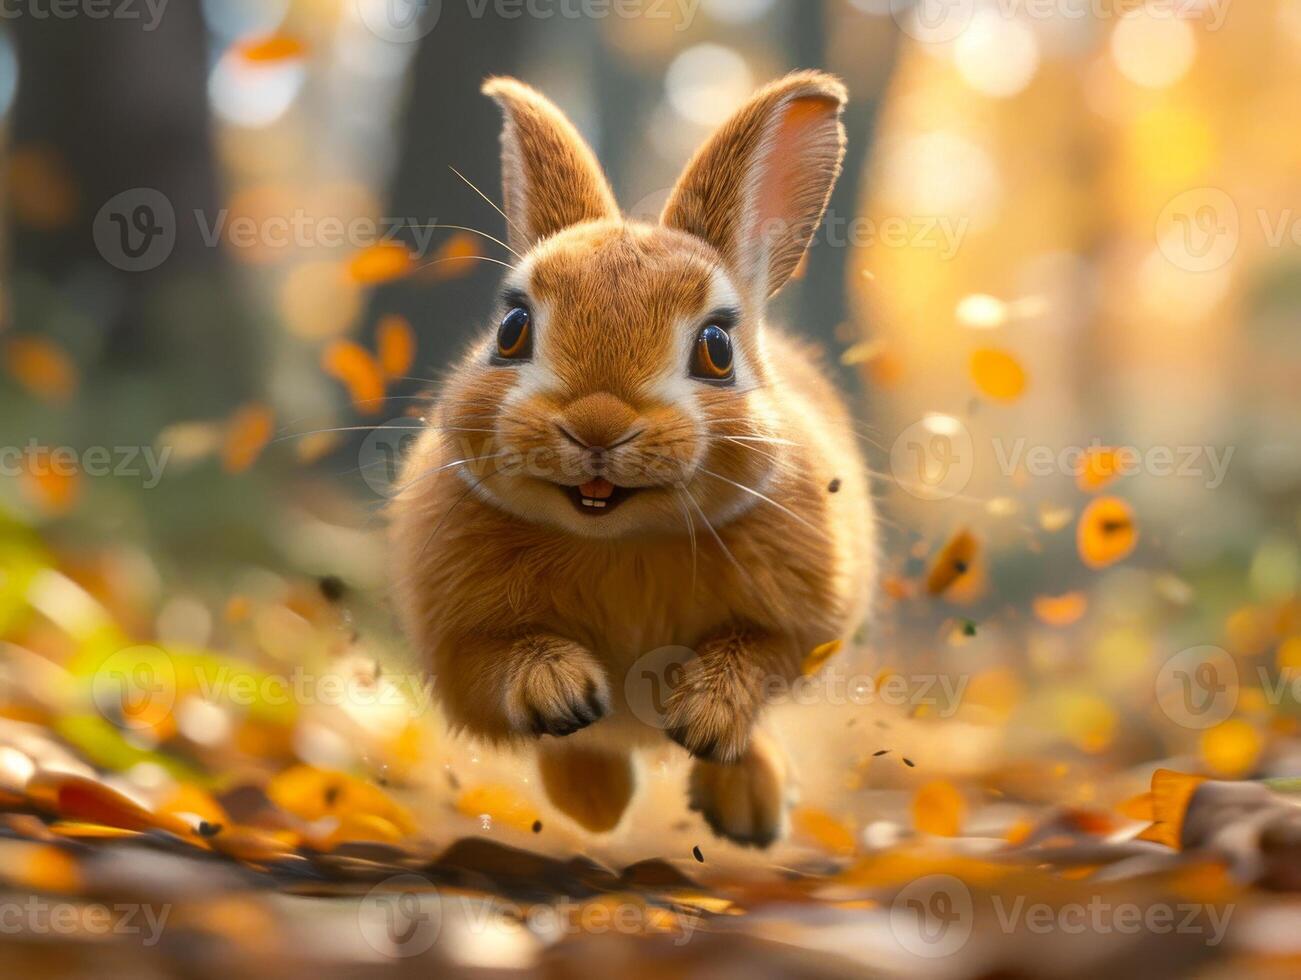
1;0;1300;882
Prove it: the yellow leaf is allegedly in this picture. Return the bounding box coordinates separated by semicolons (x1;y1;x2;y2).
1033;592;1088;627
1200;719;1261;777
802;639;843;676
911;780;965;837
235;34;307;63
3;335;78;403
377;314;416;380
792;806;857;856
221;402;274;474
322;341;386;415
456;784;539;833
347;242;413;285
1077;496;1138;569
970;348;1026;401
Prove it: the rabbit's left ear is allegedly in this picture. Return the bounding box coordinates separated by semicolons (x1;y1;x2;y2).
482;77;619;253
662;71;847;303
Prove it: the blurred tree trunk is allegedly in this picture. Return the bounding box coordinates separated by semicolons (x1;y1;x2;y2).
6;7;257;419
362;5;528;381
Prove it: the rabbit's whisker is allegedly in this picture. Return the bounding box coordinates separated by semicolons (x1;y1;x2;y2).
694;466;824;537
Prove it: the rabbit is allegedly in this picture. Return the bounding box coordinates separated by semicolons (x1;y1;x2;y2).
389;70;876;847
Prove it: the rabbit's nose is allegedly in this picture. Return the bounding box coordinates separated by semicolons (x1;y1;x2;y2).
557;392;640;450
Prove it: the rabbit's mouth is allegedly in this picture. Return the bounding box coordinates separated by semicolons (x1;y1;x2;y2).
565;477;637;515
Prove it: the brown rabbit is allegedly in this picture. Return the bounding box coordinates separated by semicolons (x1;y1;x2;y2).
390;71;875;847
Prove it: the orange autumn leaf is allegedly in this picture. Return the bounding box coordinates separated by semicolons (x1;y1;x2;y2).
347;241;413;285
970;348;1027;402
25;773;155;833
456;784;540;834
912;780;966;837
1136;769;1206;849
791;806;857;856
221;402;274;474
1077;446;1128;493
3;335;78;403
1118;792;1154;822
1033;591;1089;627
423;231;481;281
236;34;308;63
926;529;978;596
267;766;417;835
1077;496;1138;569
802;639;842;676
19;446;81;515
376;314;416;380
6;145;78;230
322;341;385;415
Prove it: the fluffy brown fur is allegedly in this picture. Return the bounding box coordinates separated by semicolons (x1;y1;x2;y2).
390;71;875;846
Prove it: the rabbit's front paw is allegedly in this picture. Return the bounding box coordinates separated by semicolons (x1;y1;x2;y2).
503;638;610;737
664;655;761;764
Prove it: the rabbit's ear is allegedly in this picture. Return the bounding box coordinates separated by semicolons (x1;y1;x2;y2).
482;77;619;253
662;71;847;302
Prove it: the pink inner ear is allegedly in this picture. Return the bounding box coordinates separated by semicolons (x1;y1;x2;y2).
755;95;838;238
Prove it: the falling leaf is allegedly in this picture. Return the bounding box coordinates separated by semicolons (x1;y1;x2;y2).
346;241;413;285
1077;447;1128;493
294;430;342;463
792;807;857;856
1033;592;1088;627
911;780;965;837
221;403;274;474
456;784;540;834
970;348;1027;401
3;336;78;403
1077;496;1138;569
422;231;482;281
802;639;843;676
18;447;81;516
926;529;978;595
235;34;308;63
376;314;416;380
6;145;77;230
1200;719;1262;777
321;341;385;415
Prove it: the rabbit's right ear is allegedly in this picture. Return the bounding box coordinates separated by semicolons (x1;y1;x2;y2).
482;78;619;253
662;71;848;304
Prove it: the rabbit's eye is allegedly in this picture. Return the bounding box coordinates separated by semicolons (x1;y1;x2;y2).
496;306;532;360
691;325;734;381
